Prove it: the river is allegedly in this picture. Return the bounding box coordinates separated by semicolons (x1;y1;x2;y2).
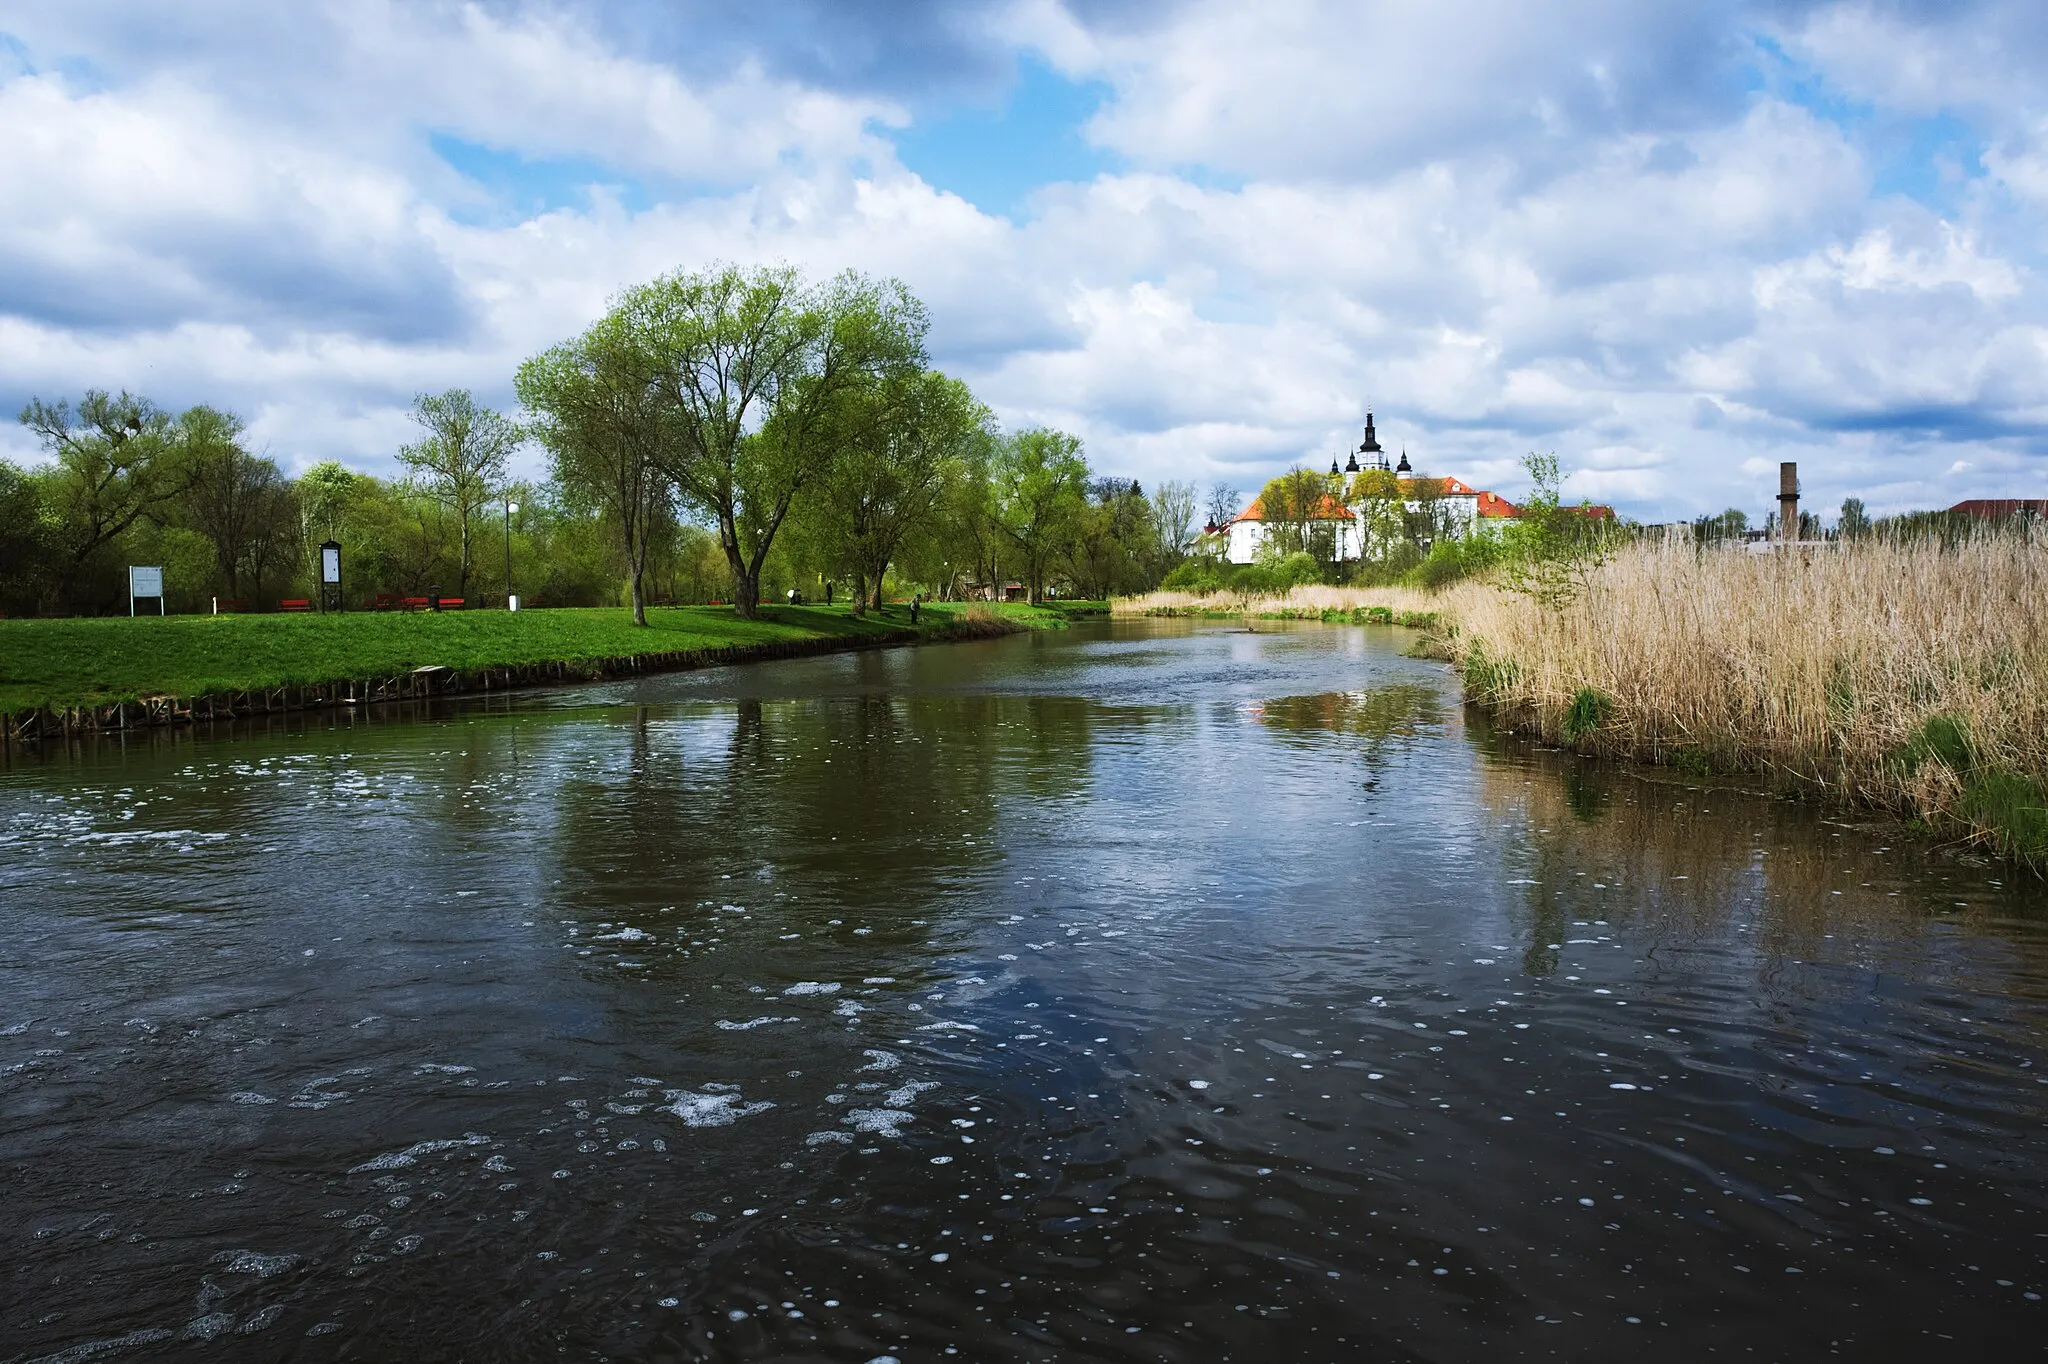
1;619;2043;1361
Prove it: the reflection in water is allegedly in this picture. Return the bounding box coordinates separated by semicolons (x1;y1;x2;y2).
0;620;2043;1360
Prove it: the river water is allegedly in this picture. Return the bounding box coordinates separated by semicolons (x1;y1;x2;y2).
1;619;2044;1361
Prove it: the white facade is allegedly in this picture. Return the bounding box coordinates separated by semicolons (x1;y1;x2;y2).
1222;478;1505;565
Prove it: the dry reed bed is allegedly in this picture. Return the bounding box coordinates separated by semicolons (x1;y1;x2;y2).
1114;534;2047;860
1116;584;1444;617
1444;533;2048;859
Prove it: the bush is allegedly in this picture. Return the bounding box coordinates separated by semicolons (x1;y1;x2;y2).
1408;534;1504;589
1160;559;1223;594
1275;552;1322;589
1560;686;1614;743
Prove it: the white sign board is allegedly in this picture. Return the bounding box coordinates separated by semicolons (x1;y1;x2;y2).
320;545;341;584
129;565;163;597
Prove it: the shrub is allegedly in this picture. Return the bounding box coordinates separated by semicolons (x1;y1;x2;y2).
1560;686;1613;743
1160;559;1222;594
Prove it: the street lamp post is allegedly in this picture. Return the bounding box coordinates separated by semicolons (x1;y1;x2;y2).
504;498;520;610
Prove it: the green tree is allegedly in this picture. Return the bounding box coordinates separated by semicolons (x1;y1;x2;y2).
1501;452;1615;610
804;369;989;613
1346;466;1405;563
0;458;52;614
625;263;926;618
1839;497;1870;539
1066;478;1158;599
1256;465;1336;564
399;389;522;600
175;406;299;602
518;313;672;624
991;427;1089;603
17;390;186;609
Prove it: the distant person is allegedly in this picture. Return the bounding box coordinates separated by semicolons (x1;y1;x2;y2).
910;596;921;624
825;582;833;605
787;588;799;606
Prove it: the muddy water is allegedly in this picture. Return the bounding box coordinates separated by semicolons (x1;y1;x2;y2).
1;619;2043;1361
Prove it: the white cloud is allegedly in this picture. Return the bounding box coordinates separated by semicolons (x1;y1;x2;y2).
2;0;2046;521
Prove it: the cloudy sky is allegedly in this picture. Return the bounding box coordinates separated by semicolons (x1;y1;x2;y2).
4;0;2047;521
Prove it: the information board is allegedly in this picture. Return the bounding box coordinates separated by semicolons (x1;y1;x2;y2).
321;545;341;584
130;566;163;597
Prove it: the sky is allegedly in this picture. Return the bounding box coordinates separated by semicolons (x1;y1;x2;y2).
4;0;2048;522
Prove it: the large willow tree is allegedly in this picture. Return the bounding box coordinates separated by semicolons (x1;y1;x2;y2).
618;264;927;619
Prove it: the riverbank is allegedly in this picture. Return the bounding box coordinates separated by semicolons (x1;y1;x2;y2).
1430;535;2047;865
1121;537;2048;867
1115;584;1441;628
0;601;1084;743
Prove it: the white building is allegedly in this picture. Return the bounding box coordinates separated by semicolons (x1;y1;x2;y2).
1218;412;1527;565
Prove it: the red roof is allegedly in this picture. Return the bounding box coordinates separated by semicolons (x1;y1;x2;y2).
1951;499;2048;518
1401;475;1479;496
1233;492;1355;524
1476;490;1521;518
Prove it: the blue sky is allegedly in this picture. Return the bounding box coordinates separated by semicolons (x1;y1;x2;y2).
3;0;2047;521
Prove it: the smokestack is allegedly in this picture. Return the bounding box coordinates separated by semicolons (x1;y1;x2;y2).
1779;462;1799;544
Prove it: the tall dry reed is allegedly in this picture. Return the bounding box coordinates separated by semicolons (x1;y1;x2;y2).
1444;531;2048;858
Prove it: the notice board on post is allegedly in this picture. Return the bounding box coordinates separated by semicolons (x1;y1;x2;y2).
129;565;165;616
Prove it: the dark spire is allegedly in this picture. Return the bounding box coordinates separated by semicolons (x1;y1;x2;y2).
1396;449;1411;475
1359;410;1381;454
1344;451;1360;473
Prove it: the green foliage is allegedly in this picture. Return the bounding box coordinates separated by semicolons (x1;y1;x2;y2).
1894;713;2046;864
399;389;524;599
1063;476;1159;600
1901;713;1975;774
1160;558;1221;593
517;313;673;623
1959;769;2048;864
1500;452;1617;611
1560;686;1614;743
18;389;186;611
991;427;1089;603
1407;532;1504;588
1461;645;1519;699
621;263;928;618
1838;497;1871;538
0;458;53;615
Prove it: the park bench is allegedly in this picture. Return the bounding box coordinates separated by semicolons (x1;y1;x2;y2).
278;599;312;612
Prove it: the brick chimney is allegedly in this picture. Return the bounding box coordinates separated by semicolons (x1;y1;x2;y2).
1778;462;1799;544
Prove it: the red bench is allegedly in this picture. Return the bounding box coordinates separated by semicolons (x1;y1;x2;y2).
279;599;312;612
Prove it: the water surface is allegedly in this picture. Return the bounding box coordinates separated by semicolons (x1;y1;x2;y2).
2;620;2044;1360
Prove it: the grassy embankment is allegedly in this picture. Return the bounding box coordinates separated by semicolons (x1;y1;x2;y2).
0;600;1092;717
1122;536;2048;865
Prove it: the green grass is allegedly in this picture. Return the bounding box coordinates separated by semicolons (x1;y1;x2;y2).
0;601;1066;714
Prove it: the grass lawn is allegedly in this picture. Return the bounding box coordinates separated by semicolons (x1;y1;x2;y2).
0;601;1086;714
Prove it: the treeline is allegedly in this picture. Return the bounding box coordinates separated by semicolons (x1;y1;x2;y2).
0;265;1203;619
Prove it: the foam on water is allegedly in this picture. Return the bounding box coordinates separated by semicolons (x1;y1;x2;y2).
661;1088;775;1127
347;1134;491;1173
210;1249;301;1277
